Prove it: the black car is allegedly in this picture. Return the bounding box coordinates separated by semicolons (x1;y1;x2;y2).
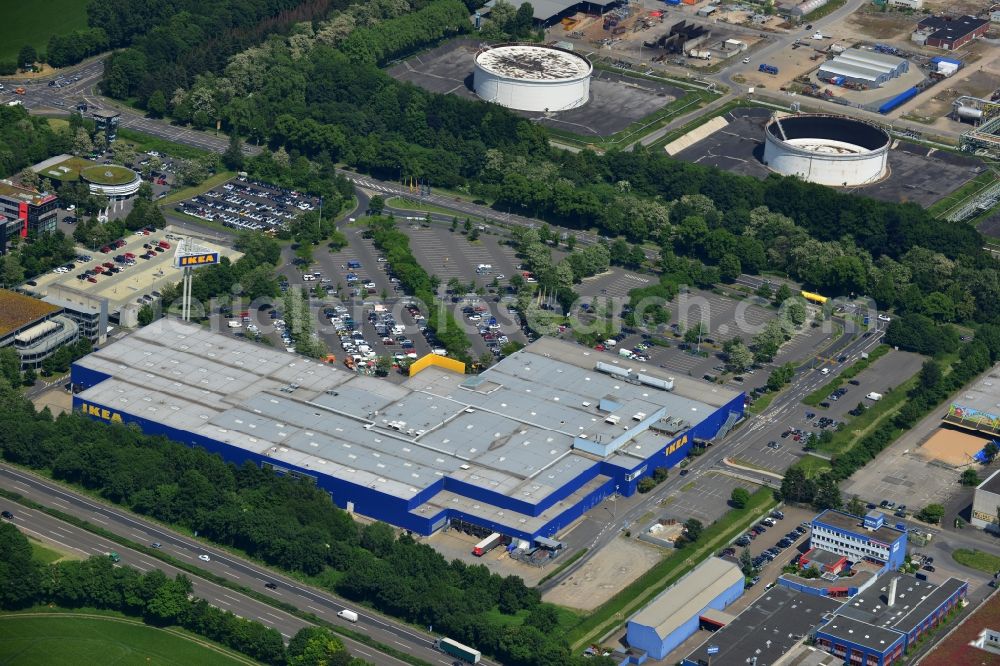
679;469;689;476
264;582;278;590
848;379;860;386
923;564;935;572
1;510;12;520
819;401;830;408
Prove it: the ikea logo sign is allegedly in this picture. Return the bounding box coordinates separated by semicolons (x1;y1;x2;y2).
177;253;220;267
665;435;688;456
78;402;123;423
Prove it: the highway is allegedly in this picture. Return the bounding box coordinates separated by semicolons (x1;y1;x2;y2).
0;464;492;666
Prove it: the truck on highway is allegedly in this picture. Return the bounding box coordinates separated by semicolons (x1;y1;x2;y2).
472;532;503;557
337;609;358;622
437;637;481;663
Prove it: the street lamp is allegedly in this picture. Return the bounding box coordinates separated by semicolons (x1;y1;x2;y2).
613;484;620;519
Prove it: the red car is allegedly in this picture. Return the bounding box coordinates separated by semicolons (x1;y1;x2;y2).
100;245;111;253
594;344;605;351
114;239;126;248
102;262;114;269
124;252;135;259
158;240;170;249
92;266;104;274
87;276;97;283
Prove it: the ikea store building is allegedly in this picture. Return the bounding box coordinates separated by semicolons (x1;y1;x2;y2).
71;319;744;541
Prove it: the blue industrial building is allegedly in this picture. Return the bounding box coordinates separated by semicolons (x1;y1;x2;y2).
810;509;907;574
814;575;968;666
626;558;743;660
71;319;744;541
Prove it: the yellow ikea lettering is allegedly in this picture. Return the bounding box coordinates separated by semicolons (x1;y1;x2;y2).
80;403;122;423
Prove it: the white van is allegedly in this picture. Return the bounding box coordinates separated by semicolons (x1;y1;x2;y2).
337;609;358;623
227;320;241;328
604;339;617;348
820;368;829;375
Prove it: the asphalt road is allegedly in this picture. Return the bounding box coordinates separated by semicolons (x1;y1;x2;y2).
0;464;492;666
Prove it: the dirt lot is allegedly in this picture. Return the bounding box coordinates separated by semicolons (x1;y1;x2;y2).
909;70;1000;124
30;385;73;416
542;536;664;611
843;9;915;41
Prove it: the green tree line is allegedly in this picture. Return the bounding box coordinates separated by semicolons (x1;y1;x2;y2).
0;522;369;665
0;378;607;665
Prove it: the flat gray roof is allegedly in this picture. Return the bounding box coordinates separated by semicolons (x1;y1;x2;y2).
950;365;1000;420
978;467;1000;495
684;587;842;665
818;615;903;651
76;318;733;509
818;61;882;82
836;576;967;635
813;510;904;545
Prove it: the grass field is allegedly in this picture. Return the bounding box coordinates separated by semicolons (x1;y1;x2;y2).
29;538;67;565
0;613;255;666
80;164;138;186
118;128;214;161
952;549;1000;574
0;1;89;64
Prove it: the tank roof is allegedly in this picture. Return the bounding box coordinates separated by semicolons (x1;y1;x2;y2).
476;44;591;81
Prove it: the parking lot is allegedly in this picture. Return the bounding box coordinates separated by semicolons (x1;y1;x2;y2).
387;39;683;137
670;106;985;208
174;176;321;232
662;471;758;526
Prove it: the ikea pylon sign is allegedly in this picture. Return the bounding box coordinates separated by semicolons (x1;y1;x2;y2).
176;252;220;267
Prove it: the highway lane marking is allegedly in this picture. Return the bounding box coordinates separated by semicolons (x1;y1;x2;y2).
217;599;231;606
90;516;108;525
176;551;193;559
264;612;283;621
307;605;324;614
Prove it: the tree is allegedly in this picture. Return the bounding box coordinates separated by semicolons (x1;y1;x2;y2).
813;474;841;510
288;627;349;666
730;487;750;509
146;90;167;118
367;195;384;216
72;128;93;156
137;304;155;326
683;518;703;543
773;283;792;306
960;469;980;486
739;546;754;576
17;44;37;68
846;495;865;517
111;140;136;166
19;167;40;191
0;255;25;288
756;283;772;300
223;133;245;171
0;521;40;608
726;342;753;373
719;254;741;282
917;503;945;524
0;348;20;386
780;467;816;504
984;442;999;464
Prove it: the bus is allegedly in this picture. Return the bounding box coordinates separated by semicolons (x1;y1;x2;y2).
800;291;828;305
437;637;481;663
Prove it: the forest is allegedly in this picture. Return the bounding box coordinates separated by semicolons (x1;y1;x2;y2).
0;522;369;665
0;377;611;666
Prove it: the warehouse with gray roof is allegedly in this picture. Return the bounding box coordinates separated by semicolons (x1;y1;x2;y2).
70;318;745;540
818;47;909;87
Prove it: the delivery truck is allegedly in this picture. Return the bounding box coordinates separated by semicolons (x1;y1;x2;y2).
472;532;503;556
437;637;481;663
337;609;358;622
866;392;883;401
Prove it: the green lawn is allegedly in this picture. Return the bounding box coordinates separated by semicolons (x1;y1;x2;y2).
952;549;1000;574
159;171;235;207
0;1;89;64
794;455;832;478
0;613;255;666
29;538;67;565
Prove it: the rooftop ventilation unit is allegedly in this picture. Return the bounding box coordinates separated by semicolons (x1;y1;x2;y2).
605;414;621;425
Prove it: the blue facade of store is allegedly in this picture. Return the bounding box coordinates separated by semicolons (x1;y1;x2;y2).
72;362;743;539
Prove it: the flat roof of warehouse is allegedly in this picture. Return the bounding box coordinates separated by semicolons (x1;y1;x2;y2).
684;587;842;665
949;365;1000;418
630;558;743;638
75;319;735;505
836;576;968;635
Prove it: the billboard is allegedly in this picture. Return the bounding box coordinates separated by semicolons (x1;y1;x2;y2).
176;252;220;268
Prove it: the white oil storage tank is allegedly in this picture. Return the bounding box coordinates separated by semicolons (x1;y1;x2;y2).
473;43;592;112
762;114;890;187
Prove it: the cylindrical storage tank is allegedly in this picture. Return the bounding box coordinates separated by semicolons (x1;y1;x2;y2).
762;114;890;187
473;44;592;112
956;106;983;120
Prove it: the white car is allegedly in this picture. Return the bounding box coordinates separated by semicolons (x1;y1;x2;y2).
742;57;751;64
66;204;75;212
198;554;211;562
877;314;891;322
